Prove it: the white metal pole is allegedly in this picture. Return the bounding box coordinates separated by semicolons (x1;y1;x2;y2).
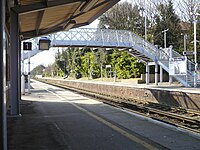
160;66;163;83
159;47;163;83
185;56;188;86
184;34;187;53
144;0;147;41
21;49;25;95
169;45;173;84
194;15;197;65
162;29;168;49
146;63;149;84
145;16;147;41
155;63;158;85
193;14;197;87
28;52;31;94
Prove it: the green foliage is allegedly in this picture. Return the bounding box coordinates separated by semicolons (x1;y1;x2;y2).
31;65;45;77
98;1;146;79
80;53;90;77
80;52;101;79
52;2;147;80
53;47;145;80
153;0;182;51
110;50;145;79
99;2;148;35
55;48;84;77
52;0;200;79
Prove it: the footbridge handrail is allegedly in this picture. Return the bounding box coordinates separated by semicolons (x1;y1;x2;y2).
22;28;199;87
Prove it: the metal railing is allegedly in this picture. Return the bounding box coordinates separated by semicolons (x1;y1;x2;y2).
22;28;199;87
51;28;133;48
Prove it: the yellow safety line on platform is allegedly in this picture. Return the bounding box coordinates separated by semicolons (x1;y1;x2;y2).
38;81;159;150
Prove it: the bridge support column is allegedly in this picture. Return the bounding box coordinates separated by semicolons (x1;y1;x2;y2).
160;66;163;83
0;0;7;149
10;10;20;116
169;76;173;84
169;45;173;85
146;63;149;84
155;63;158;85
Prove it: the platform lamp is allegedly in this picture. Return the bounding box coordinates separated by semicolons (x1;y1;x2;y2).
38;37;51;50
162;29;169;49
192;12;200;87
181;33;187;54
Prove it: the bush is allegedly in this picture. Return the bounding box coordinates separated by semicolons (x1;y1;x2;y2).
75;72;82;79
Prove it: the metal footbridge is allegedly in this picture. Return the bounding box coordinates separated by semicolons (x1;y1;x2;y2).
23;28;199;87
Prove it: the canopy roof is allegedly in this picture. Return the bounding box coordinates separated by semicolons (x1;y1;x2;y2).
7;0;119;39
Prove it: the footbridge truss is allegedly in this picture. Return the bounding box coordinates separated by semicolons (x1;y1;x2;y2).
23;28;199;87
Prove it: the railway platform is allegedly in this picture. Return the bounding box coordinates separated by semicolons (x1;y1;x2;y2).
59;78;200;94
8;80;200;150
38;78;200;111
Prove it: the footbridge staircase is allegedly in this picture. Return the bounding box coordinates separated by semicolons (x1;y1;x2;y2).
23;28;199;87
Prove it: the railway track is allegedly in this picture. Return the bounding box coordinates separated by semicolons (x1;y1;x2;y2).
37;79;200;134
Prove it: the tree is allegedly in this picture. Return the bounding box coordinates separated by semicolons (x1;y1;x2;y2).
54;47;85;78
98;2;146;79
177;0;200;22
31;65;45;77
110;50;145;79
99;2;147;36
153;0;182;52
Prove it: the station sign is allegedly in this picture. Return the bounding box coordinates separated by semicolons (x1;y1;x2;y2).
23;42;32;50
183;51;194;56
106;65;111;68
169;57;187;76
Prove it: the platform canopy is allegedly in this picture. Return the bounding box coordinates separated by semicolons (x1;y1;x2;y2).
7;0;119;39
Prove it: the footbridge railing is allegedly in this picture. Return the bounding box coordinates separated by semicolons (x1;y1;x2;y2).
22;28;199;87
